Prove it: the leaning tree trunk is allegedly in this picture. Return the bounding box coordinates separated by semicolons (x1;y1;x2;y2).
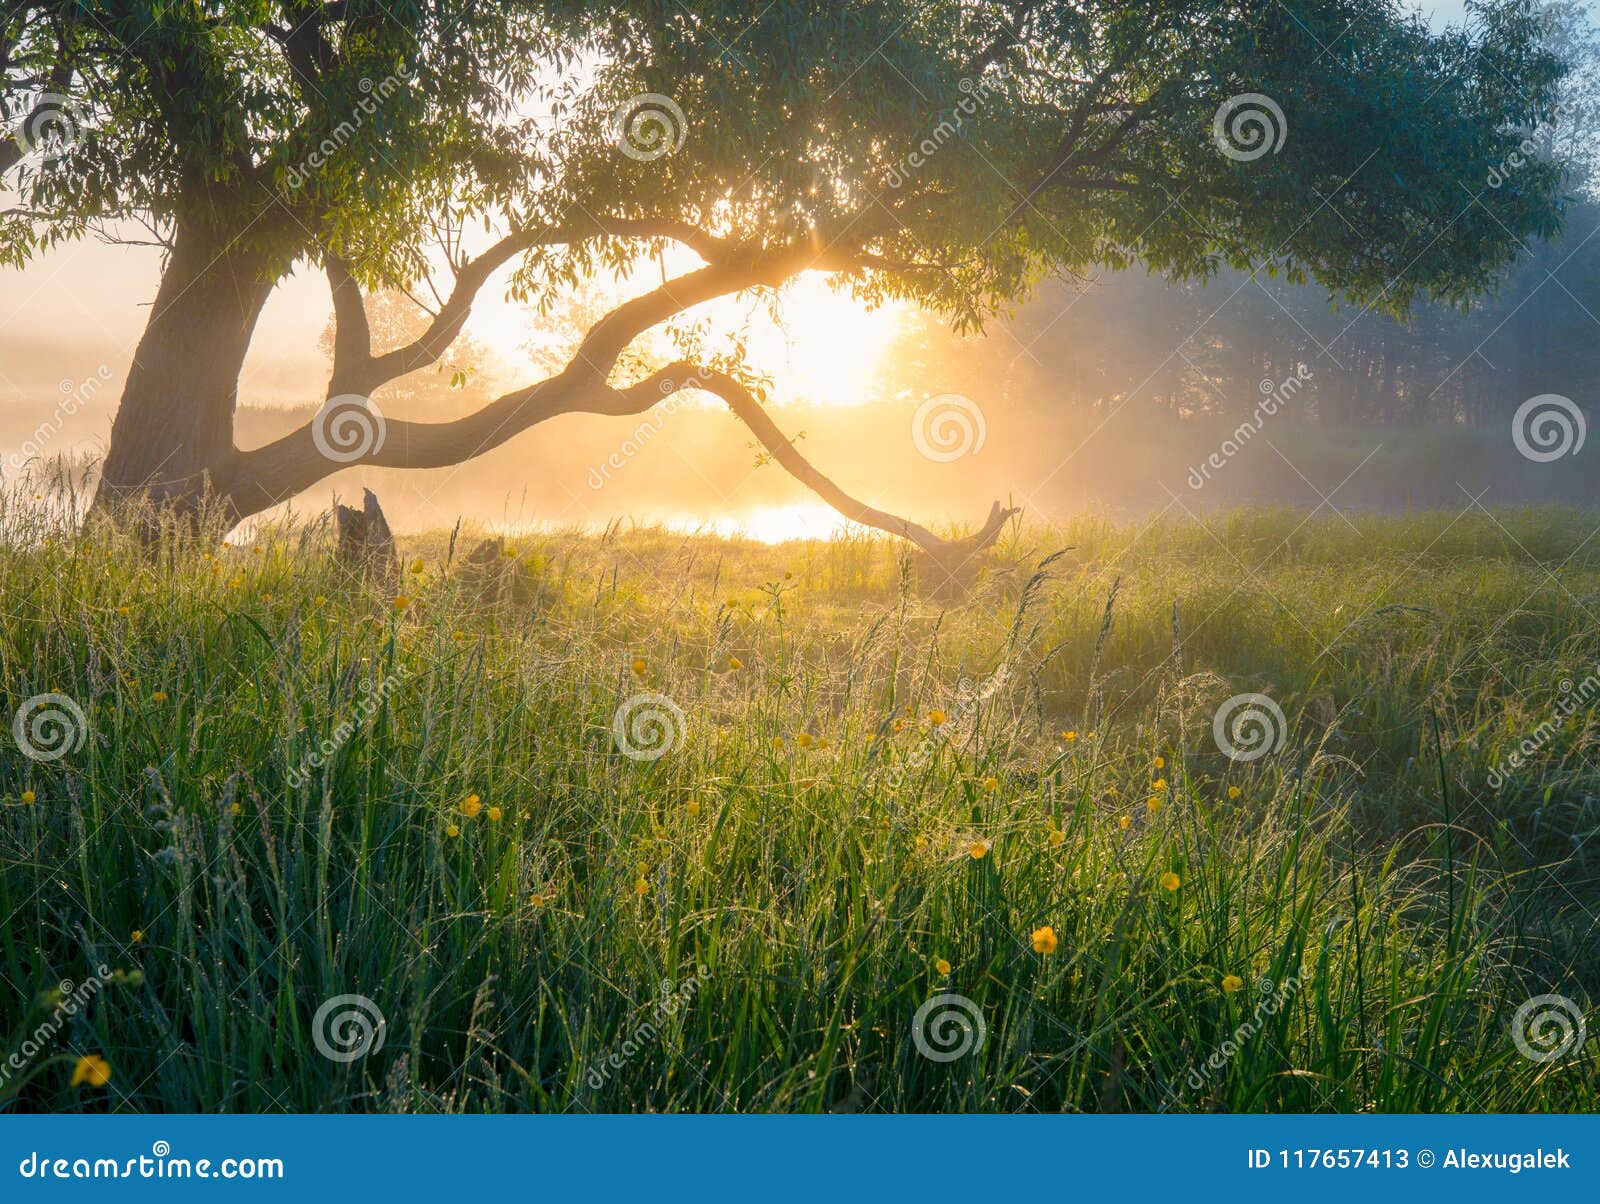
93;221;273;523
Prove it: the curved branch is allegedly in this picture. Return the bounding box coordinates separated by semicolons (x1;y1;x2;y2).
644;361;1018;561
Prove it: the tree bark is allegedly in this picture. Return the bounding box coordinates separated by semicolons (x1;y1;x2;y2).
94;221;274;519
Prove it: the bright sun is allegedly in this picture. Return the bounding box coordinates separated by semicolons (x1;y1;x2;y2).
740;274;908;406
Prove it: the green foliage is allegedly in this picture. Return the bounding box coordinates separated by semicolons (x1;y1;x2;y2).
1;0;1572;323
1;497;1596;1112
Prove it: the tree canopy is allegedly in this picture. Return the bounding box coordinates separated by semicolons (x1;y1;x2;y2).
0;0;1573;543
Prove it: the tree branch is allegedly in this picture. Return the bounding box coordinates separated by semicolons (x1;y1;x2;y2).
644;361;1018;561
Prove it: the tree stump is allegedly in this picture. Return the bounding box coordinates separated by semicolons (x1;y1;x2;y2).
334;488;399;587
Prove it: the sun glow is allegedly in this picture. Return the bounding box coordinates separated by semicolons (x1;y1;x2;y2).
741;275;909;406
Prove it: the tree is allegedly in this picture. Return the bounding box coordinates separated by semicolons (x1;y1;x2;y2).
1;0;1570;560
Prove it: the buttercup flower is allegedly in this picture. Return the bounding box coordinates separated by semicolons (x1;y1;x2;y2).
460;794;483;818
968;840;990;860
928;710;948;726
150;691;167;703
1047;827;1065;846
1222;974;1244;994
1159;871;1181;892
1154;756;1165;769
445;823;460;838
1061;729;1078;742
633;876;649;895
982;776;999;792
71;1054;111;1088
686;799;702;817
409;558;426;575
1031;925;1058;954
1227;785;1242;800
1146;797;1161;813
1118;815;1131;830
797;732;814;749
130;930;144;943
728;655;742;670
21;790;35;804
1152;778;1167;791
934;957;952;975
487;806;502;822
631;658;647;675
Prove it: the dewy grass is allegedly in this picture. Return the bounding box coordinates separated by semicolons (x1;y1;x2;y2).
1;492;1596;1112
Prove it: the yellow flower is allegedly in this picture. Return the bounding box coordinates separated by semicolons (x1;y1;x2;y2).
631;658;647;675
260;592;272;602
728;655;742;670
968;840;990;860
70;1054;111;1088
1154;756;1165;769
20;790;35;804
1227;785;1242;800
529;893;545;907
797;732;814;749
116;605;130;616
460;793;483;818
409;558;425;575
934;957;952;975
1146;797;1161;813
1152;777;1167;791
892;718;906;732
1060;729;1078;742
1031;925;1059;955
150;691;167;703
1118;815;1131;830
452;630;467;642
928;710;948;726
314;594;327;605
229;802;241;815
1046;827;1065;846
686;799;702;817
393;595;411;612
1222;974;1244;994
445;823;460;838
982;776;999;792
633;876;649;896
130;929;144;943
486;806;502;822
1159;871;1181;892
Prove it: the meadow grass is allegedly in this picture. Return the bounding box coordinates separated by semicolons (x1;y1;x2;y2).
2;497;1598;1112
